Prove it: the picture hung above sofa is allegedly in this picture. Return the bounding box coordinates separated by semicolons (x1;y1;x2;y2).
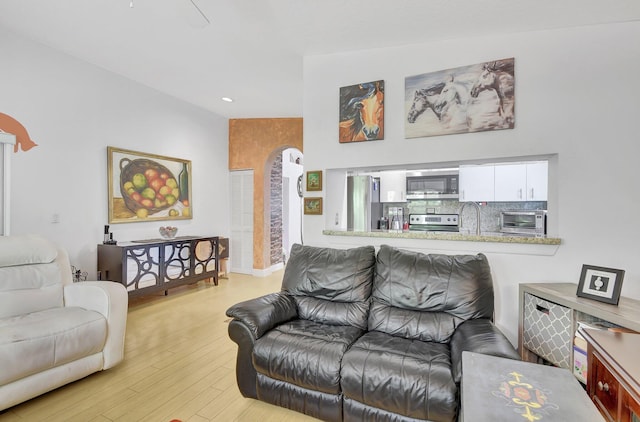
339;80;385;143
405;57;515;138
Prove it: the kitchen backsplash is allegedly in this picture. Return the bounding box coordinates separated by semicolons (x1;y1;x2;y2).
384;200;547;233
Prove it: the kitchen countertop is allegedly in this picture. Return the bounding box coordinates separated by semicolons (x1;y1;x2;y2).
322;229;561;245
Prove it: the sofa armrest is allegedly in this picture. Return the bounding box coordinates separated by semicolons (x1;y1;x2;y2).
226;292;297;399
226;292;297;339
450;319;520;383
63;281;128;369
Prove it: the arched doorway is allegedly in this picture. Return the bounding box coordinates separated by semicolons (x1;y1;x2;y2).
228;117;303;274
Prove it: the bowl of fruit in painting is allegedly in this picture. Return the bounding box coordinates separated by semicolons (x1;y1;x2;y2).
119;158;180;218
159;226;178;239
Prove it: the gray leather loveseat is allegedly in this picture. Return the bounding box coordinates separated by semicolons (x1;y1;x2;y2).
226;244;519;421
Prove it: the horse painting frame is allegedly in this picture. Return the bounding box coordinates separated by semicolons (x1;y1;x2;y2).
339;80;384;143
405;58;515;139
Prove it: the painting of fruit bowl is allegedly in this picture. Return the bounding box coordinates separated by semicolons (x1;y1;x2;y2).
108;147;192;223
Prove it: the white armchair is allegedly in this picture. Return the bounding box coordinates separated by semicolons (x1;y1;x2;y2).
0;235;128;411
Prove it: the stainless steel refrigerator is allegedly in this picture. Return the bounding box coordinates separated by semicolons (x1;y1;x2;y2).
347;175;383;231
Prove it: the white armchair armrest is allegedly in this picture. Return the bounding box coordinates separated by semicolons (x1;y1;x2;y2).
64;281;128;369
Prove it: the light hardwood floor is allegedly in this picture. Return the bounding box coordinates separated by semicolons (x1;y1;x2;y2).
0;271;318;422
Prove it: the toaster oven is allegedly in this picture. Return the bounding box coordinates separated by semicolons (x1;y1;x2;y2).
500;210;547;236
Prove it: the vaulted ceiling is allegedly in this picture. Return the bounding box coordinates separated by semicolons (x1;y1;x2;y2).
1;1;640;118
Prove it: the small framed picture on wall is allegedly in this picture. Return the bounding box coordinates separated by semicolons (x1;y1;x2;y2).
306;170;322;191
303;197;323;215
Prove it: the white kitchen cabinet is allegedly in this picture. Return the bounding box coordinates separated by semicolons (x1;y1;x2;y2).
494;164;527;201
526;161;548;201
459;165;495;202
379;170;406;202
494;162;548;202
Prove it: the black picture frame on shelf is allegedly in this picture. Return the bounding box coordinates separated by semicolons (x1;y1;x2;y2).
576;264;625;305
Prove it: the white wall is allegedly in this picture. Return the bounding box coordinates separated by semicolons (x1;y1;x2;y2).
0;27;229;277
302;22;640;344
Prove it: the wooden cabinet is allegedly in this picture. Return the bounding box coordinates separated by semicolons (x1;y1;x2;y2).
379;170;406;202
581;329;640;422
98;236;219;297
518;283;640;371
459;164;494;202
592;353;620;420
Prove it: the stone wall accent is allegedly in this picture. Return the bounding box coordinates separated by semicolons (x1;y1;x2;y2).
270;153;283;265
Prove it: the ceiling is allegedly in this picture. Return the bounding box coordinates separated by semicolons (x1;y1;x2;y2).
2;1;640;119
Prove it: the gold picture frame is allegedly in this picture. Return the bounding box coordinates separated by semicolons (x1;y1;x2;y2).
306;170;323;191
108;146;192;223
303;197;323;215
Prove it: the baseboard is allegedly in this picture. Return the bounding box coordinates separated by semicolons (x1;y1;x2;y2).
252;262;284;277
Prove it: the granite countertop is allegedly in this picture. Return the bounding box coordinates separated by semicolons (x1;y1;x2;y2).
322;229;561;245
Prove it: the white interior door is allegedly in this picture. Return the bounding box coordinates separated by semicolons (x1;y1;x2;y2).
230;170;254;274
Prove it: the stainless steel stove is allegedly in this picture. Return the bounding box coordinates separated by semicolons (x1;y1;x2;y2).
409;214;459;232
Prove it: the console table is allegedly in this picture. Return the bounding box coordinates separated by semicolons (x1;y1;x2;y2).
518;283;640;370
97;236;219;297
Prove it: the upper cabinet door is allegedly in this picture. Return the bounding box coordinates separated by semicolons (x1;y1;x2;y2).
379;171;407;202
494;164;527;201
493;162;548;202
459;165;495;202
526;161;548;201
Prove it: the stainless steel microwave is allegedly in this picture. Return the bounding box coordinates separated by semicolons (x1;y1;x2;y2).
406;172;459;199
500;210;547;236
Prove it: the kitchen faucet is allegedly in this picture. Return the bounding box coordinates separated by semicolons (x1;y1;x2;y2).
459;201;481;235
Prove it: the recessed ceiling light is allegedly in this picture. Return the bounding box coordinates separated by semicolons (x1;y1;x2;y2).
221;97;234;103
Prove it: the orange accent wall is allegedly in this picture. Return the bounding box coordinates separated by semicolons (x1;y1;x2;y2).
229;118;303;270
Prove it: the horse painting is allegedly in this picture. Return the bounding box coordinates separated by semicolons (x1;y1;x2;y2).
339;80;384;143
404;58;515;138
407;76;468;123
407;82;446;123
470;60;515;127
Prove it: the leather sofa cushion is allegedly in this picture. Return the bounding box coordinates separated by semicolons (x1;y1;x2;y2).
281;244;375;329
341;331;457;422
253;319;364;394
256;375;343;421
370;245;494;342
0;307;107;385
